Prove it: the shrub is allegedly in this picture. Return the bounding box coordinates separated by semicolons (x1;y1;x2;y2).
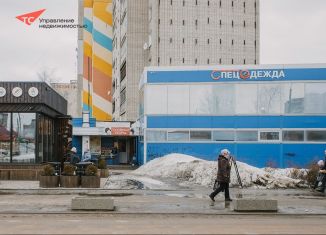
98;158;107;169
85;164;98;176
304;162;319;186
41;164;55;176
290;168;305;180
63;164;76;176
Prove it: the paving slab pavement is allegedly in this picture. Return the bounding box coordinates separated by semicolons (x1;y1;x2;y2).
0;214;325;234
0;180;325;215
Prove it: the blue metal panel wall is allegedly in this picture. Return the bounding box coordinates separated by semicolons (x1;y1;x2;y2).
147;68;326;83
72;118;97;127
146;143;325;168
138;142;144;166
147;116;326;129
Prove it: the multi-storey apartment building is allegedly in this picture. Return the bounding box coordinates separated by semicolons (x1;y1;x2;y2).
80;0;260;122
112;0;149;121
111;0;260;122
78;0;113;121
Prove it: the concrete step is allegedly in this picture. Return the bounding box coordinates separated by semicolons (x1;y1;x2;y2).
232;199;278;212
71;197;115;211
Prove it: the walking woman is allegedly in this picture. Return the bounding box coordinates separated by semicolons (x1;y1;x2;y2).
209;149;232;202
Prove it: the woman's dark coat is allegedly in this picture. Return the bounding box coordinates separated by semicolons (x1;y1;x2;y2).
217;155;231;183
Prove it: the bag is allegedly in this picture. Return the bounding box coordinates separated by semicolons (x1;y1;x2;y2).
317;173;325;182
213;180;225;192
213;180;219;190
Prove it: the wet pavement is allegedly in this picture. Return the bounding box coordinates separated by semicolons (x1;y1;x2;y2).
0;180;325;214
0;171;325;234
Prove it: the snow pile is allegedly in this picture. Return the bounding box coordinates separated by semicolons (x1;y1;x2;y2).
133;154;307;189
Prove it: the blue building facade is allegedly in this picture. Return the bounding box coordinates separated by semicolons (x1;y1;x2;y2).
139;65;326;168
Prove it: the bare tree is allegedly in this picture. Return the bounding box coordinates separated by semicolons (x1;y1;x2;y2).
37;67;60;86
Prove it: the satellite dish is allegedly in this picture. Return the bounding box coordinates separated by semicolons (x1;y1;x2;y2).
143;42;148;50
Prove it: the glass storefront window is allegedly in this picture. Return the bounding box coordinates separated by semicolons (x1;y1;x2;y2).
146;85;168;114
12;113;36;163
236;131;258;141
258;84;282;114
235;84;258;114
260;131;280;141
282;83;304;114
0;113;11;163
283;131;304;141
168;131;189;141
305;83;326;114
212;131;235;141
306;131;326;142
168;85;190;114
146;130;167;142
190;84;235;115
190;131;211;141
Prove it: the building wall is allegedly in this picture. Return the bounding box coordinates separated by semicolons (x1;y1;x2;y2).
82;0;113;121
51;81;79;117
149;0;259;66
112;0;260;122
112;0;149;122
141;65;326;168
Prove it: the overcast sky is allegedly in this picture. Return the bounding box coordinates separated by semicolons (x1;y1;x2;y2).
0;0;326;83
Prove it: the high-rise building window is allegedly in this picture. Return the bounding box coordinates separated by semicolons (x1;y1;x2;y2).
195;39;198;45
170;38;172;43
170;19;173;25
220;38;222;45
244;40;246;45
170;0;172;5
195;58;198;64
207;38;210;44
232;39;234;45
170;58;172;64
208;0;210;6
182;38;185;44
219;58;222;64
207;58;210;64
219;20;222;27
183;20;185;26
232;20;234;27
195;19;198;26
207;17;210;24
232;1;234;7
244;20;246;27
195;0;198;6
158;19;160;24
232;58;234;64
183;0;185;6
244;59;246;64
182;58;185;63
219;0;222;8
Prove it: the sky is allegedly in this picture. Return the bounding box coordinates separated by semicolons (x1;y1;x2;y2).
0;0;326;83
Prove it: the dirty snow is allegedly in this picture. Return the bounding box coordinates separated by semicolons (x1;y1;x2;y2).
105;154;307;190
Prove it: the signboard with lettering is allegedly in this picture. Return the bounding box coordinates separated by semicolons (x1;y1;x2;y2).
111;127;131;136
146;67;326;84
